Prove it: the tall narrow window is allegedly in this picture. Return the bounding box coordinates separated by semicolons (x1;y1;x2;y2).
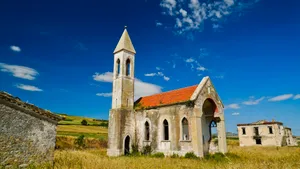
268;126;273;134
242;127;246;135
182;118;189;140
145;121;150;141
116;59;120;76
254;127;259;136
163;119;169;140
126;59;130;76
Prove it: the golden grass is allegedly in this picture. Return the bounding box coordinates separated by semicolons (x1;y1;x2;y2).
55;136;107;149
57;125;108;134
48;142;300;169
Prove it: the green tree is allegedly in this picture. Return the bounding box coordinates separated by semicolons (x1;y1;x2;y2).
81;119;88;125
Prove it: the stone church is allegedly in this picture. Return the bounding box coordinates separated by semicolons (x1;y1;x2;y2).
107;27;227;157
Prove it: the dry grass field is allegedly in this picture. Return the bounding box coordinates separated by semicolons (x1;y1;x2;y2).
31;138;300;169
56;125;108;138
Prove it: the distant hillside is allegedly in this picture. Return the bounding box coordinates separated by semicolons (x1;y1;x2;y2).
57;114;108;126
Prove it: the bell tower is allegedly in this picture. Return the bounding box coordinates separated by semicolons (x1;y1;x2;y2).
112;26;135;109
107;26;136;156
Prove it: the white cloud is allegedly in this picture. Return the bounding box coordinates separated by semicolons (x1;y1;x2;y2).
10;45;21;52
93;72;113;82
0;63;39;80
145;73;156;77
96;93;112;97
156;67;162;70
268;94;294;102
197;66;206;71
157;72;164;76
232;112;240;116
156;21;163;26
225;103;240;109
243;97;265;105
16;84;42;92
294;94;300;100
160;0;259;35
197;74;202;76
163;76;170;81
93;71;162;99
185;58;194;63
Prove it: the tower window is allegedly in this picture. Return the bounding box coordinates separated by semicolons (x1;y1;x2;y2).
126;59;130;76
145;121;150;141
116;59;120;76
182;117;189;140
163;119;169;140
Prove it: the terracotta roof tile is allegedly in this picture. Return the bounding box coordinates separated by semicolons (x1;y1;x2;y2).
135;85;198;109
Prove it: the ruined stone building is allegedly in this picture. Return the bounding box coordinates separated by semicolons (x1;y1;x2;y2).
237;120;298;147
107;27;228;157
0;91;61;167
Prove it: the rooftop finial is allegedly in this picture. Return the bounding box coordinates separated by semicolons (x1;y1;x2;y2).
124;25;127;29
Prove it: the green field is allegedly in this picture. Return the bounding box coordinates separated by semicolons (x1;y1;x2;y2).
57;114;108;126
57;125;108;139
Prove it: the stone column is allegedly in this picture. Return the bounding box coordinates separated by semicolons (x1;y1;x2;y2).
191;107;204;157
217;117;227;154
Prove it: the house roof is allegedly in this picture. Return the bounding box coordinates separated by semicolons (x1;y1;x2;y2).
113;27;136;54
134;85;198;109
0;91;62;124
237;120;283;126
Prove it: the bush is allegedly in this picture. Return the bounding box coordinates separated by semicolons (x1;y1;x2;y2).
184;152;198;159
170;153;180;158
142;145;152;155
74;135;86;148
130;144;140;156
151;152;165;158
81;119;88;126
204;153;226;162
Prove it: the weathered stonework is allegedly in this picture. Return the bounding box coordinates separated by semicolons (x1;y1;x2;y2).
0;92;61;167
237;120;298;147
107;28;228;157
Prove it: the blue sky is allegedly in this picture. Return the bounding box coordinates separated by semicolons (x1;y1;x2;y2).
0;0;299;135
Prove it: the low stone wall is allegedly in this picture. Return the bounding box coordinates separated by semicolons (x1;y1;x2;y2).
0;104;57;167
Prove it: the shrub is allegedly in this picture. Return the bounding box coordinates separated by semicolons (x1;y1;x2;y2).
81;119;88;126
151;152;165;158
225;152;240;159
130;144;140;156
142;145;152;155
184;152;198;159
204;153;226;162
74;135;85;148
170;153;180;158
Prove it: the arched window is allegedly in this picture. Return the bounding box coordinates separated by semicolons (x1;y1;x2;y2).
145;121;150;141
182;117;189;140
163;119;169;140
126;59;130;76
116;59;120;76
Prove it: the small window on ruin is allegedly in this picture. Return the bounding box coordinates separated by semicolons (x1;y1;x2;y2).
145;121;150;141
163;119;169;140
116;59;120;76
182;117;189;140
254;127;259;136
268;126;273;134
126;59;130;76
242;127;246;135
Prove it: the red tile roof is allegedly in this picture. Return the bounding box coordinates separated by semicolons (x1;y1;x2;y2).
135;85;198;109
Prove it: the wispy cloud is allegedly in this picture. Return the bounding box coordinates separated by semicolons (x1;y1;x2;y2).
225;103;240;109
160;0;260;35
185;58;194;63
196;66;206;71
96;93;112;97
213;75;224;79
0;63;39;80
145;73;156;77
156;21;163;26
294;94;300;100
232;112;240;116
163;76;170;81
243;97;265;105
144;71;170;81
10;45;21;52
93;72;162;99
268;94;294;102
15;84;42;92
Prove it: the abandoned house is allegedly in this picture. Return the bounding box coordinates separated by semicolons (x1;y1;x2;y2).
0;91;61;167
107;27;228;157
237;120;298;147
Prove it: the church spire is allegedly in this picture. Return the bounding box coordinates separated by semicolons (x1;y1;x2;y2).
113;26;136;54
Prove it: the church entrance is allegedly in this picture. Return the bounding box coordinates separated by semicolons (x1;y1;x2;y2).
202;98;220;155
124;135;130;155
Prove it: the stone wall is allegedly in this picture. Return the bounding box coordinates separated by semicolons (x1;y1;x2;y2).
0;104;57;167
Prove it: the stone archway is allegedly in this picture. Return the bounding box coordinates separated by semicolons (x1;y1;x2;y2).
202;98;220;155
124;135;130;155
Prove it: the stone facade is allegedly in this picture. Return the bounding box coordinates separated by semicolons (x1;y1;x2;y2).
107;28;227;157
0;92;61;167
237;120;298;147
